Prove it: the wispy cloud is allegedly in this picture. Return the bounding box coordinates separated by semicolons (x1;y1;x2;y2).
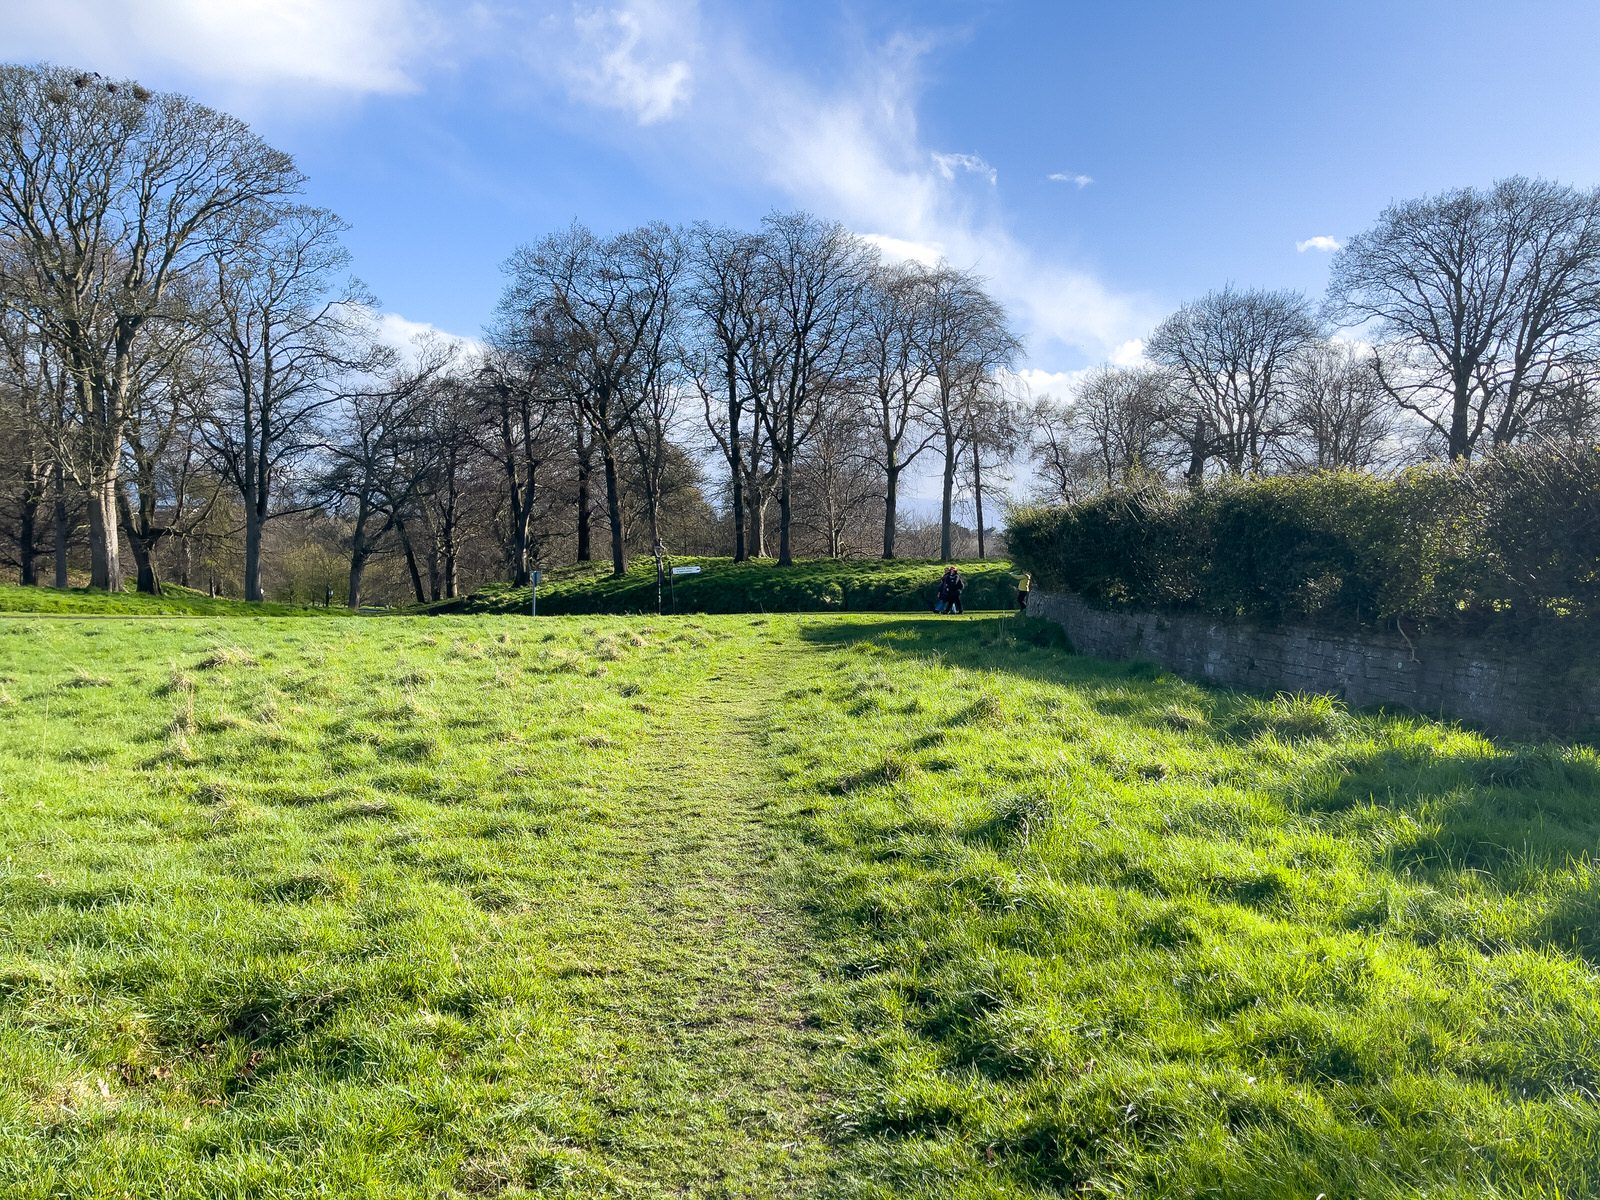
932;152;997;186
1296;235;1342;253
860;233;945;267
1047;171;1094;188
6;0;440;96
667;19;1155;369
564;0;695;125
375;312;483;363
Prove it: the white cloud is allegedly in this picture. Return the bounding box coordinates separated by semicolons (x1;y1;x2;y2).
5;0;438;95
1109;338;1146;366
860;233;945;267
932;152;997;186
1296;235;1342;253
375;312;483;367
563;1;695;125
675;29;1155;371
1047;172;1093;188
1005;367;1092;401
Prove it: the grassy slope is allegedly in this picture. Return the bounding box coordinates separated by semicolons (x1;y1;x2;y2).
0;584;343;617
0;613;1596;1196
424;557;1019;616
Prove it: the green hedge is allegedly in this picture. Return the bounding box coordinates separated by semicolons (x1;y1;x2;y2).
1008;446;1600;634
424;557;1020;616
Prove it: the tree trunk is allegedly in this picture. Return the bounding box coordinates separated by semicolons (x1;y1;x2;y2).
973;450;986;560
1185;417;1207;487
346;503;370;610
727;370;745;562
510;514;530;586
575;426;592;563
52;463;69;588
939;437;958;563
397;521;427;605
129;540;159;595
602;446;626;576
777;454;794;567
243;504;265;601
1449;369;1473;460
882;464;899;559
117;489;160;595
86;476;122;592
17;488;38;587
346;554;366;610
745;471;765;557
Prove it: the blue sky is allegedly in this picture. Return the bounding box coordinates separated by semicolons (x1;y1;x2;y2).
8;0;1600;393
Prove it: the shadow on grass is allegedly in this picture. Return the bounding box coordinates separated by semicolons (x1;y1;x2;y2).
797;613;1600;957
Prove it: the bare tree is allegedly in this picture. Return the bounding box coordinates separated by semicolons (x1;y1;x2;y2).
859;261;937;558
472;348;562;586
0;64;302;590
961;377;1025;559
793;391;878;558
1027;395;1095;502
500;222;684;576
920;265;1019;560
1073;365;1175;489
1147;285;1319;481
0;311;62;584
1326;177;1600;459
198;204;386;600
685;223;768;560
117;319;218;593
757;213;873;566
321;349;450;609
1279;340;1403;471
624;368;684;559
408;372;483;600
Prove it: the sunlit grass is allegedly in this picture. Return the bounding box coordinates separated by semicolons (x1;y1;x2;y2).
785;616;1600;1198
0;584;344;617
0;610;1593;1197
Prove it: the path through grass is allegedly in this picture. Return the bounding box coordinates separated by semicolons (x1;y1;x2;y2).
0;612;1596;1197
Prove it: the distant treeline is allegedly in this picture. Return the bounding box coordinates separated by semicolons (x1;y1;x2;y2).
4;61;1599;607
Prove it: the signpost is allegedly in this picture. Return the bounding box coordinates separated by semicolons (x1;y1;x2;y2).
530;569;541;617
671;565;701;576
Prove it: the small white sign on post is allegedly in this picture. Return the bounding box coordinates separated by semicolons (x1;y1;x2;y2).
671;565;702;576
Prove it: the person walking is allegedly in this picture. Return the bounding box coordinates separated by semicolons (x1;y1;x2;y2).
946;567;965;614
1015;570;1031;611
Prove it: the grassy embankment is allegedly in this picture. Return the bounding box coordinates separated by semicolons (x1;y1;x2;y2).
0;610;1595;1197
0;584;343;617
422;556;1018;615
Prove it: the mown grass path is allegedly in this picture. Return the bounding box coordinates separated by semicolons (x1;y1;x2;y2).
523;629;830;1195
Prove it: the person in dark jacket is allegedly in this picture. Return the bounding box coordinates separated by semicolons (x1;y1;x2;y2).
945;567;965;614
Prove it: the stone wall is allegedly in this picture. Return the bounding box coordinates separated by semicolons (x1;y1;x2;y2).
1029;590;1598;740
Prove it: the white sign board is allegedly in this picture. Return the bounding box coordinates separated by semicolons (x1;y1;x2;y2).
671;565;702;576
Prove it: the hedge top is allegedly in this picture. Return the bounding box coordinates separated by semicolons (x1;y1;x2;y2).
1007;446;1600;636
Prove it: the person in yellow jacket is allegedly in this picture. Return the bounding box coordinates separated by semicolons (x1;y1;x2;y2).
1015;571;1031;611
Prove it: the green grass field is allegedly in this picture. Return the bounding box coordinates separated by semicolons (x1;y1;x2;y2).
0;584;343;617
0;611;1595;1197
422;557;1019;616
